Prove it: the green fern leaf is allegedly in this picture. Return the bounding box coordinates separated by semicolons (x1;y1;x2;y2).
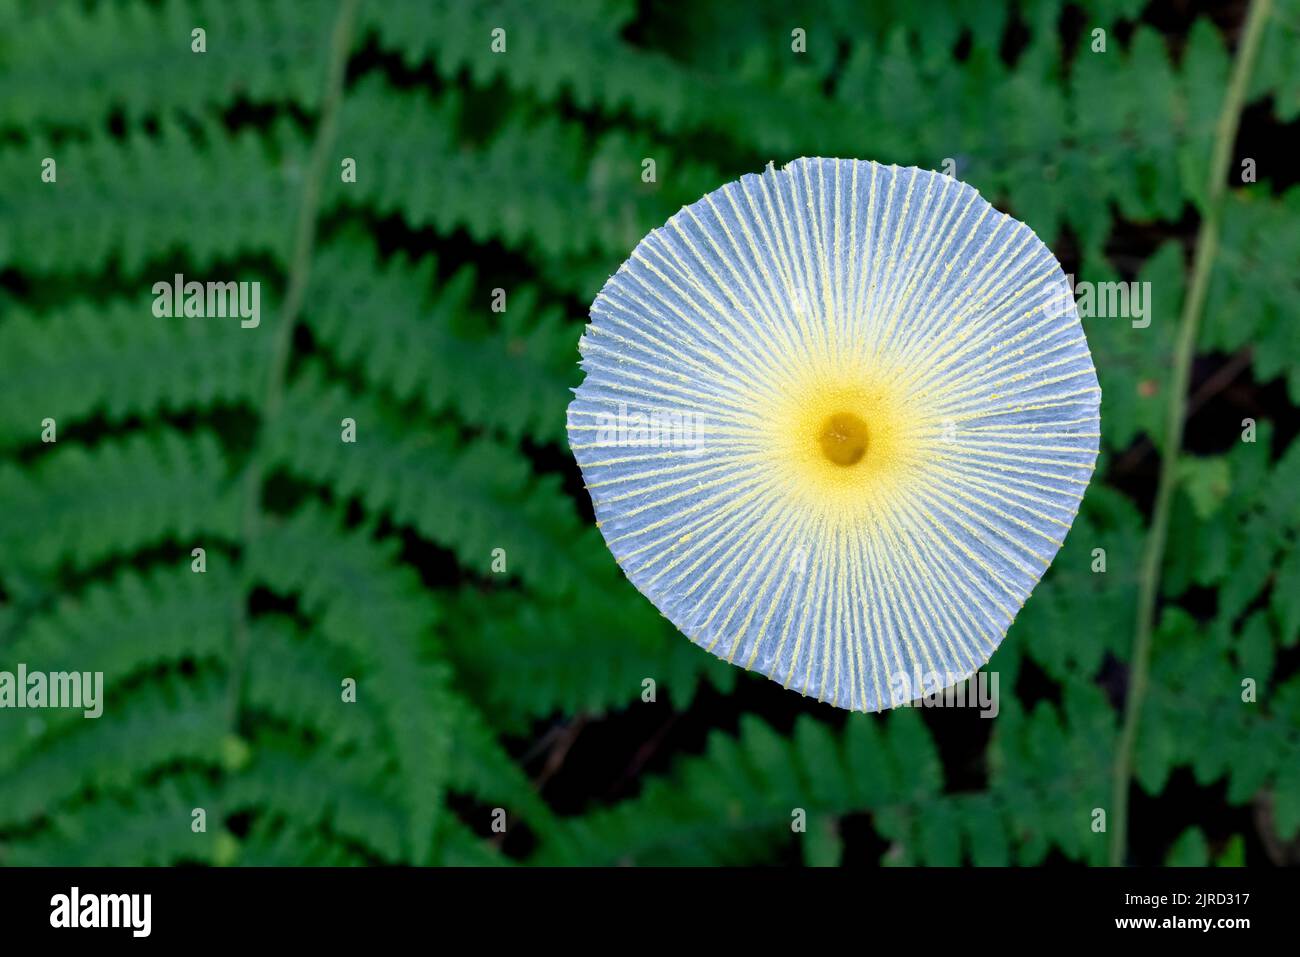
0;298;269;448
0;428;241;577
306;235;576;444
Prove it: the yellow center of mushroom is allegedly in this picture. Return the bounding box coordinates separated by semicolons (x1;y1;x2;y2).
755;359;941;523
818;411;869;466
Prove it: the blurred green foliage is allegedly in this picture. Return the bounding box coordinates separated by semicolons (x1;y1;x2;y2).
0;0;1297;866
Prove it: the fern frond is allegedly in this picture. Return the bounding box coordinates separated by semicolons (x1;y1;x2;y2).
0;670;226;830
362;652;451;866
538;698;1112;867
237;660;543;858
234;818;369;866
1165;429;1298;620
0;298;270;448
0;0;333;132
444;688;556;834
432;815;511;867
1252;0;1300;121
7;561;233;681
450;587;735;730
240;616;387;755
332;77;722;263
1009;485;1143;681
265;366;609;594
0;427;241;577
361;0;916;164
538;711;942;865
0;118;302;275
984;685;1113;865
246;501;452;864
247;501;439;648
359;5;1233;254
1205;188;1300;401
1130;605;1300;843
224;741;407;862
0;772;225;867
1079;242;1183;452
306;235;576;444
0;561;234;760
360;0;681;123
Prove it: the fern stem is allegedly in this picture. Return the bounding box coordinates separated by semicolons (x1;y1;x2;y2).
263;0;359;426
228;0;359;729
1107;0;1273;866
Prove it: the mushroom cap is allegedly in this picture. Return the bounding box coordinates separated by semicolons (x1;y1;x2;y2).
568;158;1101;711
